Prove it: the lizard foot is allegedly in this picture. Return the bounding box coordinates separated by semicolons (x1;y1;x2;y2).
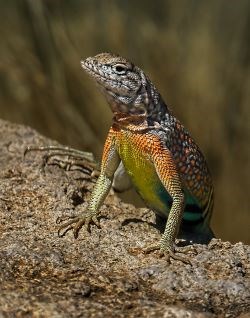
144;244;191;265
24;145;99;177
56;213;100;238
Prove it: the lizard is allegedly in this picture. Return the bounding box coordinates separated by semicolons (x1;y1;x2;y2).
56;53;214;263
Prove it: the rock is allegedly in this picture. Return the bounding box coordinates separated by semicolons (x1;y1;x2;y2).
0;118;249;317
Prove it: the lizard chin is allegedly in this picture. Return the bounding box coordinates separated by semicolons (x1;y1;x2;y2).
103;88;147;115
95;83;142;114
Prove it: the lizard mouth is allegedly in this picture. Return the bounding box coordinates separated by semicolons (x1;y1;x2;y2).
81;59;114;83
80;60;104;79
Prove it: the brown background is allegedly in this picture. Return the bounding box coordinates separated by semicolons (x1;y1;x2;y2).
0;1;249;243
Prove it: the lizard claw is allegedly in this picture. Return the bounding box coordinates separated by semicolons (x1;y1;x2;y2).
57;213;100;238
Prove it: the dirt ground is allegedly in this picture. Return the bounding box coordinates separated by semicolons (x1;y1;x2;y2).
0;119;249;318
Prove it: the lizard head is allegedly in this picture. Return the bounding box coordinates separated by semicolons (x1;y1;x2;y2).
81;53;160;115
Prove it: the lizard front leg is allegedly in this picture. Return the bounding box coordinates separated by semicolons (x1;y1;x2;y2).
58;130;120;237
144;138;189;263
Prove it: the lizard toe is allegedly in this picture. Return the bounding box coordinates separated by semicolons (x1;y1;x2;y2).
143;244;161;254
57;212;100;238
143;242;191;264
57;216;80;237
160;246;192;265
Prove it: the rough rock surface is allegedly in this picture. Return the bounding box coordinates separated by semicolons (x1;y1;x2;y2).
0;119;249;318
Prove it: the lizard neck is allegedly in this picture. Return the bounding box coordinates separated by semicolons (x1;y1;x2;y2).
112;113;149;131
111;91;171;130
134;74;173;125
105;71;172;128
146;94;171;124
139;77;172;124
111;100;168;133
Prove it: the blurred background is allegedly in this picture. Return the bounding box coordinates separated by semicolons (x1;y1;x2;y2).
0;0;249;243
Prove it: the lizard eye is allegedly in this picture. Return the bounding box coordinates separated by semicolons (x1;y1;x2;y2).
114;64;127;75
